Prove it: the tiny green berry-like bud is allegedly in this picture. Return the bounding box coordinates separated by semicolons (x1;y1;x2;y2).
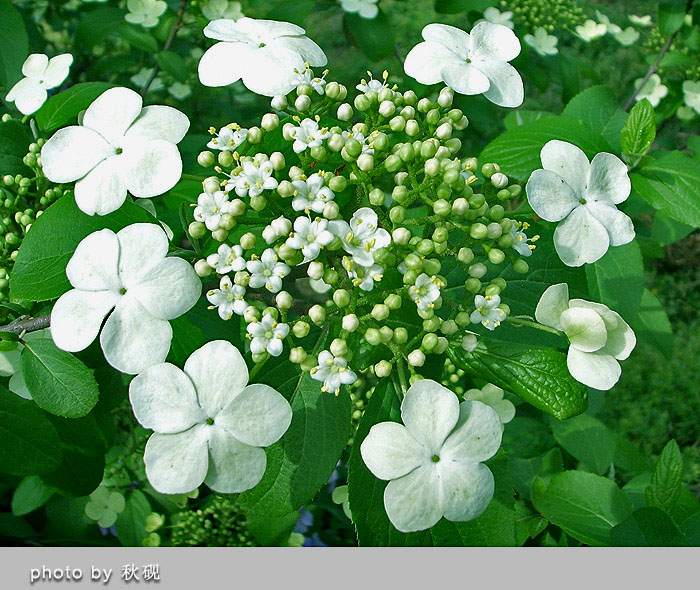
385;294;402;310
327;133;345;152
297;82;314;96
203;176;220;193
486;222;503;239
328;175;348;192
309;304;326;324
417;98;432;113
300;355;317;372
434;337;448;354
354;94;371;111
452;197;469;215
469;263;487;278
393;327;408;344
440;319;458;335
295;95;311;111
244;306;260;323
247;127;262;144
389;115;406;132
465;277;481;293
308;261;324;280
384;154;403;172
310;145;328;161
342;314;359;332
337;103;353;121
325;81;341;100
470;223;488;240
293;321;311;338
333;289;351;307
405;119;420;136
197;151;215;167
488;248;505;265
194;259;212;277
250;194;267;211
425;158;441;177
485;284;501;297
375;360;392;378
270;151;285;170
277;180;295;198
481;163;500;179
240;232;256;249
433;199;451;216
330;338;348;357
432;227;449;243
261;113;279;131
344;138;362;158
276;291;293;310
188;221;206;239
422;333;438;351
323;201;340;219
392;227;410;245
282;123;296;141
271;95;288;110
369;188;385;206
371;304;390;321
462;334;478;352
490;172;508;188
435;122;452;140
389;206;406;224
212;228;228;242
234;270;250;286
290;347;307;364
512;259;529;274
365;328;381;346
379;100;396;117
357;153;374;171
438;88;454;108
408;349;425;367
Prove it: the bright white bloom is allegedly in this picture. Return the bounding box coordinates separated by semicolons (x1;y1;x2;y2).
125;0;167;28
575;19;607;42
230;159;278;198
6;53;72;115
346;261;384;291
339;0;379;20
408;273;441;311
207;243;245;274
0;329;52;399
131;67;164;92
356;73;389;94
286;216;334;261
682;80;700;115
293;67;327;94
404;22;523;108
311;350;357;394
246;248;290;292
194;190;230;231
330;207;391;267
596;11;621;35
201;0;243;21
464;384;515;425
536;284;636;390
470;294;507;330
633;74;668;107
198;17;327;96
289;119;330;154
509;221;535;257
482;7;514;29
524;27;558;56
526;140;634;267
613;27;640;46
129;340;292;494
292;173;335;213
51;224;200;374
263;215;292;243
360;379;501;533
206;275;247;320
247;313;289;357
207;125;248;151
41;87;189;216
629;14;653;27
168;82;192;100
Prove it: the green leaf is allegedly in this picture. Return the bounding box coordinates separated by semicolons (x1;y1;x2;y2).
621;99;656;162
611;506;689;546
11;475;53;516
680;511;700;545
20;340;99;418
119;23;158;52
533;470;634;546
0;389;62;475
645;440;683;512
629;289;673;359
0;0;28;88
503;110;549;130
447;339;588;419
434;0;496;12
658;0;686;35
0;119;32;177
10;194;156;302
246;511;299;546
343;10;395;59
551;414;616;475
562;85;627;153
115;489;151;547
502;417;557;459
76;7;126;50
156;50;188;83
35;82;114;132
509;447;563;501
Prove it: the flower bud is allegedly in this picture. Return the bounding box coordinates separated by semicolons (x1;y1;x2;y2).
325;81;341;100
188;221;206;239
240;232;256;249
333;289;351;308
403;90;417;105
389;115;406;132
337;103;353;121
323;268;339;285
212;228;228;242
219;213;236;230
271;95;288;110
481;162;500;179
433;199;451;216
438;88;454;108
308;261;324;280
490;172;508;188
233;270;249;287
379;100;395;117
328;175;347;192
371;304;390;321
408;349;425;367
247;126;262;144
457;247;474;264
461;334;478;352
512;259;529;274
488;248;505;265
244;306;260;323
354;94;371;111
276;291;293;310
470;223;488;240
365;328;381;346
194;259;212;277
357;153;374;171
290;347;307;364
309;304;326;324
322;201;339;219
392;227;410;245
300;355;317;372
422;333;438;352
293;321;310;339
282;123;296;141
384;154;403;172
342;314;359;332
369;188;385;206
197;151;215;167
435;122;452;140
330;338;348;357
469;262;487;278
263;226;277;243
261;113;279;131
218;151;234;167
294;95;311;111
375;360;392;378
405;119;420;136
203;176;220;194
424;158;440;177
450;197;468;216
465;277;481;293
277;180;295;198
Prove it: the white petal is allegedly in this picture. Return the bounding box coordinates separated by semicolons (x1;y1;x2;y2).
441;61;491;96
587;152;630;205
468;21;521;61
216;383;292;447
116;223;169;287
144;427;209;494
43;54;73;87
129;363;205;433
494;399;516;423
569;300;636;360
274;36;327;66
554;205;610;267
205;427;267;494
438;460;494;522
40;126;111;183
240;17;306;39
560;306;608;352
422;23;470;59
525;169;579;222
540;140;590;196
535;283;570;330
241;46;305;96
198;42;250;87
440;400;502;462
65;228;121;291
184;340;249;417
22;54;48;78
74;155;127;216
51;289;119;352
360;422;428;480
125;106;190;144
83;87;142;145
475;56;523;107
567;347;621;390
585;202;635;247
384;464;442;533
401;379;459;453
0;348;20;376
404;42;457;85
124;139;182;198
8;79;47;115
203;18;246;41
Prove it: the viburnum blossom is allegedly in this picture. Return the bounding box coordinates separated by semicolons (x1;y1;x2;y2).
330;207;390;267
129;341;292;494
509;221;535;257
293;67;327;94
40;87;189;216
481;7;514;29
206;243;245;274
247;313;289;357
206;275;247;320
229;159;278;198
6;53;73;115
194;190;231;231
575;19;607;42
207;125;248;151
311;350;357;394
346;261;384;291
682;80;700;115
408;273;442;311
291;173;335;213
356;73;390;94
125;0;167;29
246;248;290;292
288;119;330;154
340;0;379;20
285;216;334;261
360;379;502;532
524;28;559;56
201;0;243;21
470;294;507;330
633;74;668;107
464;384;515;425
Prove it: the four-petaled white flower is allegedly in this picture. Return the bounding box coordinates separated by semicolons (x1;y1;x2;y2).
356;74;389;94
339;0;379;20
330;207;390;267
596;11;621;35
206;275;247;320
524;28;559;56
682;80;700;115
526;140;634;267
464;384;515;425
575;19;607;42
536;283;636;390
408;273;441;311
206;243;245;274
311;350;357;394
230;159;278;198
168;82;192;100
6;53;73;115
51;224;200;374
293;67;327;94
125;0;167;29
291;173;335;213
0;329;52;399
629;14;653;27
41;87;189;216
246;248;290;292
207;125;248;151
201;0;243;21
285;216;334;261
404;22;523;108
131;67;165;92
247;313;289;357
470;294;507;330
482;7;514;29
360;379;502;533
613;27;640;46
129;340;292;494
509;221;535;257
347;260;384;291
194;190;230;231
289;119;330;154
198;17;327;96
633;74;668;107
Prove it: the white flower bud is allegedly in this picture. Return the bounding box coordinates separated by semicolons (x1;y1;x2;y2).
371;304;390;321
379;100;396;117
357;153;374;171
282;123;296;141
270;151;285;170
194;259;213;277
424;158;440;177
244;306;260;323
240;232;256;249
491;172;509;189
203;176;220;194
435;122;452;140
288;166;305;180
290;347;307;364
337;103;354;121
271;95;288;110
271;215;291;236
452;197;468;215
261;113;279;131
438;88;454;108
330;338;348;357
342;314;359;332
295;95;311;111
276;290;293;310
228;198;246;216
392;227;411;245
308;261;324;280
375;360;392;377
461;333;478;352
262;226;277;243
408;349;425;367
197;151;215;167
234;270;250;286
309;304;326;325
389;115;406;132
454;115;469;130
405;119;420;136
322;201;339;219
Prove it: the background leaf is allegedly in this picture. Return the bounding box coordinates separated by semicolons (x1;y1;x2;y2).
645;439;683;512
611;506;689;546
0;0;29;89
551;414;616;475
562;85;627;153
35;82;114;132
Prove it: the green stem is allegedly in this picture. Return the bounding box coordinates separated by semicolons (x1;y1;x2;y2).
181;173;206;182
396;357;409;395
506;316;565;337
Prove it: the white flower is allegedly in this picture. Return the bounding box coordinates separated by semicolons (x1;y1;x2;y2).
360;379;502;532
125;0;167;29
247;313;289;357
509;221;535;257
40;87;189;216
330;207;391;267
629;14;653;27
339;0;379;20
198;17;327;96
613;27;640;46
633;74;668;107
206;243;245;274
194;190;230;231
131;67;164;92
168;82;192;100
682;80;700;115
207;125;248;151
285;216;334;261
129;340;292;494
291;173;335;213
464;384;515;425
404;22;523;108
526;140;634;267
201;0;243;21
346;260;384;291
51;224;200;374
536;284;636;390
596;11;621;35
311;350;357;394
6;53;72;115
263;215;292;243
230;159;278;198
206;275;247;320
575;20;607;42
356;73;389;94
524;27;558;56
246;248;290;292
0;329;52;399
293;67;327;94
470;294;507;330
408;273;441;311
288;119;330;154
482;7;514;29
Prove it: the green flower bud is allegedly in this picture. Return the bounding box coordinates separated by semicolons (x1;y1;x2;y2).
408;349;425;367
188;221;206;239
379;100;396;117
389;115;406;132
293;321;310;338
357;153;374;171
244;306;260;323
369;188;385;206
328;175;348;192
342;314;359;332
422;258;441;276
333;289;351;307
417;98;432;113
403;90;417;106
384;154;402;172
405;119;420;136
435;122;452;140
375;360;392;378
438;88;454;108
508;184;522;198
404;253;423;270
433;199;451;216
194;259;213;277
393;327;408;344
424;158;441;177
261;113;279;131
512;259;529;274
325;81;341;100
277;180;295;198
300;355;317;372
422;332;438;351
250;194;267;211
392;227;410;244
330;338;348;357
470;223;488;240
498;234;514;248
455;311;470;327
344;138;363;158
290;347;307;364
234;270;250;286
486;222;503;239
239;232;256;249
327;133;345;152
440;319;458;335
389;206;406;224
218;151;234;167
417;239;434;255
423;316;441;332
481;163;500;179
373;132;389;152
275;291;292;310
310;145;328;161
354;94;371;111
432;227;449;243
337;103;353;121
309;304;326;324
469;262;487;278
371;303;390;321
490;172;508;188
485;284;501;297
365;328;382;346
465;277;481;293
197;151;215;167
271;95;288;110
247;127;262;144
294;95;311;111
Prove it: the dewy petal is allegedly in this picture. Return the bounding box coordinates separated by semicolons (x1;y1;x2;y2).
9;79;47;115
21;54;49;78
74;155;128;216
216;383;292;447
125;106;190;144
567;347;621;390
535;283;570;330
474;56;523;107
384;464;442;533
421;23;470;60
360;422;428;480
116;223;169;287
99;294;172;374
587;152;631;205
241;46;305;96
404;42;458;85
143;427;209;494
401;380;460;453
198;42;251;87
124;139;182;198
554;205;610;267
525;169;579;222
65;228;121;292
468;21;521;61
540;140;590;196
438;461;494;522
184;340;249;417
273;36;327;66
83;87;142;145
40;126;112;183
42;54;73;87
440;401;502;463
560;306;607;352
51;289;120;352
585;202;635;247
129;363;206;433
204;427;267;494
441;61;491;96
